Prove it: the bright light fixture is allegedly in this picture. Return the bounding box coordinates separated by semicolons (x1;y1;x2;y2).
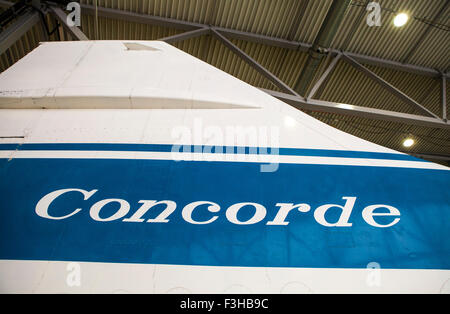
402;138;415;147
393;13;409;27
337;103;354;110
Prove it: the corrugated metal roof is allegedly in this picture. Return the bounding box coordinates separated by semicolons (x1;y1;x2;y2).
0;0;449;163
333;0;450;69
0;22;43;72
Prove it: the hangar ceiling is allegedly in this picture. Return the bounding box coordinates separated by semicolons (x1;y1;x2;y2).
0;0;449;165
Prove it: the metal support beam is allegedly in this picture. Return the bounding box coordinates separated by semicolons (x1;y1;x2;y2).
0;0;12;8
442;74;447;121
338;50;444;78
80;3;203;31
160;27;210;44
294;0;351;95
0;10;40;54
211;28;298;96
216;27;310;51
49;6;88;41
78;4;447;78
342;53;440;119
261;89;450;130
307;53;341;100
200;0;217;61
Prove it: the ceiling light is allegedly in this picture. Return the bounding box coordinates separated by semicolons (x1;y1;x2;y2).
402;138;415;147
336;103;354;110
393;13;409;27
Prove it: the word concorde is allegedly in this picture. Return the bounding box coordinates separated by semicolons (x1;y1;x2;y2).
35;188;401;228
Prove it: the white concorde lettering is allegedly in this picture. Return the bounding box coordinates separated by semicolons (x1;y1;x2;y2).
35;188;401;228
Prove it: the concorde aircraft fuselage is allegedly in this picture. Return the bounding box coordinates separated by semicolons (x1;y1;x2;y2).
0;41;448;293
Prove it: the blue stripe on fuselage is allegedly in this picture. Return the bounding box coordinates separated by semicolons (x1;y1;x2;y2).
0;143;427;162
0;157;448;269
